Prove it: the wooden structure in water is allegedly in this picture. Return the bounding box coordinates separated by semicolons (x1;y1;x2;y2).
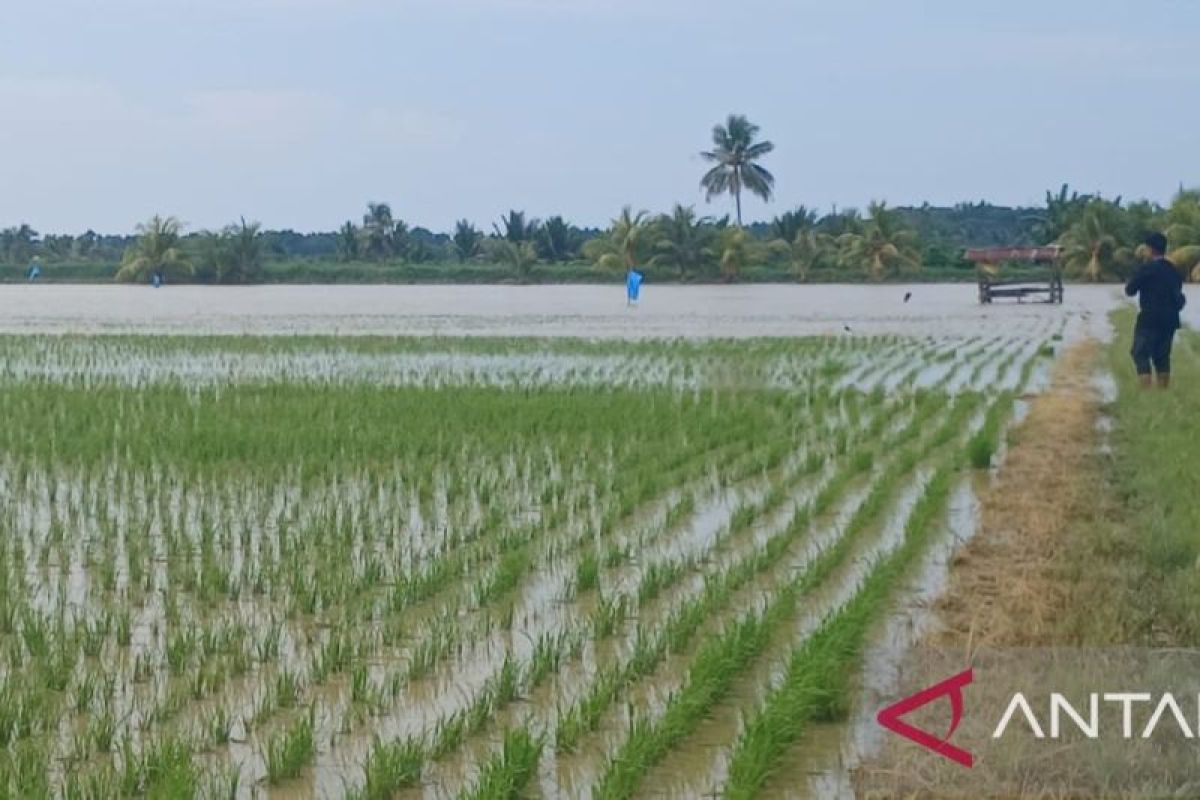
966;246;1063;305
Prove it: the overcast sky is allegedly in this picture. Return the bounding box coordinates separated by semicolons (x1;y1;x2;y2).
2;0;1197;234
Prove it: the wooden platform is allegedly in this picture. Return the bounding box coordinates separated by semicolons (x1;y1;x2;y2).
977;274;1064;304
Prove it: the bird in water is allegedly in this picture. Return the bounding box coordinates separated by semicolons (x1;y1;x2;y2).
903;291;913;303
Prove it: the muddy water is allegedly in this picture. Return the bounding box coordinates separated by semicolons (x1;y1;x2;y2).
0;283;1124;338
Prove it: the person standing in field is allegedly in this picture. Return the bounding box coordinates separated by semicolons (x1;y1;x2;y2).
1125;232;1186;389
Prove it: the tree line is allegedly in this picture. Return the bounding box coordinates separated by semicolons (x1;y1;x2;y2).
3;113;1197;283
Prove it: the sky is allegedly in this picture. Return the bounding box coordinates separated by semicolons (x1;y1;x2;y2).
1;0;1197;234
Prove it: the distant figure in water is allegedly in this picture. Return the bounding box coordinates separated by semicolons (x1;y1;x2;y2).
27;258;41;282
151;269;164;288
903;291;912;303
626;268;644;306
843;324;853;333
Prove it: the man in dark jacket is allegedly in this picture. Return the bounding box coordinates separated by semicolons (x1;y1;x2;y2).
1125;232;1186;389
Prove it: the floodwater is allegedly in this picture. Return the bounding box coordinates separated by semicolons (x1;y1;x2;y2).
0;283;1129;338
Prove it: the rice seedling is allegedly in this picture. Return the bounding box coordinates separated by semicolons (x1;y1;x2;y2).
265;708;316;784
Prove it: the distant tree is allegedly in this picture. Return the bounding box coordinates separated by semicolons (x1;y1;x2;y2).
538;216;579;262
700;114;775;227
771;206;818;243
361;202;395;260
453;220;483;262
406;238;434;264
489;240;539;283
1057;200;1135;282
838;202;921;281
75;230;99;259
336;221;360;262
653;205;714;280
494;210;537;244
116;215;191;282
817;208;863;238
1164;189;1200;280
1033;184;1095;244
770;228;832;282
218;218;264;283
0;223;39;264
391;219;411;261
715;226;752;282
42;234;75;261
583;207;654;271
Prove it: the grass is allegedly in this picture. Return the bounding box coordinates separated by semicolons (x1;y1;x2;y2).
1068;313;1200;642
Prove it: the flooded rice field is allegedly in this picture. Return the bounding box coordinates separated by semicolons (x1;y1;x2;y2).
0;286;1114;798
0;283;1128;339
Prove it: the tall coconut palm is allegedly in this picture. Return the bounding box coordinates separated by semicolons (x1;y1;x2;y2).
116;215;191;283
653;205;714;280
1056;201;1135;282
837;202;920;281
1165;189;1200;280
582;207;653;271
700;114;775;226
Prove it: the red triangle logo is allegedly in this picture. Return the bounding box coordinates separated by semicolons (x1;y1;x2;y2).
876;667;974;768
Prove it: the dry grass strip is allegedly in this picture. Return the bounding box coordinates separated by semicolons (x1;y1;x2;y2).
933;339;1101;648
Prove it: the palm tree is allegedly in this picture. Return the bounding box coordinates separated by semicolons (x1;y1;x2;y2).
361;202;395;260
1165;189;1200;280
817;207;863;238
700;114;775;226
219;218;263;284
116;215;191;283
771;228;831;283
837;202;921;281
1056;201;1134;282
336;222;359;262
715;226;751;282
538;216;578;262
653;205;714;280
582;207;653;271
1032;184;1093;244
453;220;483;263
489;240;539;283
770;206;818;243
494;210;537;244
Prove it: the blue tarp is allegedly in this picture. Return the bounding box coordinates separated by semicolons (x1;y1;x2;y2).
626;270;644;302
